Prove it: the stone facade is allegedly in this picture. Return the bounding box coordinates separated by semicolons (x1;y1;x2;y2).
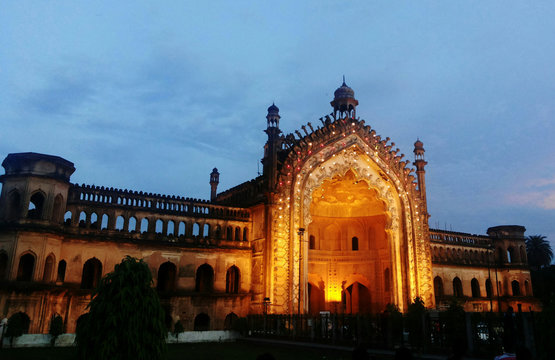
0;82;539;334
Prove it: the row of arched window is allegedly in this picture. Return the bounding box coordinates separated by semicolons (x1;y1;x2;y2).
76;188;248;219
432;244;527;266
64;211;249;241
434;276;530;299
0;251;242;295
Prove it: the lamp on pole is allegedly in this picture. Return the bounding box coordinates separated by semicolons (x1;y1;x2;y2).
297;228;305;316
487;245;494;312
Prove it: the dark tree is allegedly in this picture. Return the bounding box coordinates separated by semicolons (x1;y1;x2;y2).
49;314;64;346
5;312;30;347
526;235;553;270
75;256;167;360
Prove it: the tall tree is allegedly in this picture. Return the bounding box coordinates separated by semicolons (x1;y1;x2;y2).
75;256;167;360
526;235;553;270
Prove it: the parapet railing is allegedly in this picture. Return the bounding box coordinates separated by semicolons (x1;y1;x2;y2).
69;184;250;221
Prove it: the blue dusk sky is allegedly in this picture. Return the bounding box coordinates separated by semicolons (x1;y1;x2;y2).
1;2;554;252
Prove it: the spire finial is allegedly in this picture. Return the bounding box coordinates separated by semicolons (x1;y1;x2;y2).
342;75;346;85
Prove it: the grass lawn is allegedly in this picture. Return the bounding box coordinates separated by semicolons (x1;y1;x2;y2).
0;340;356;360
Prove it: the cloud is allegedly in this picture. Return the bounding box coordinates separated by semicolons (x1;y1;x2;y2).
506;190;555;210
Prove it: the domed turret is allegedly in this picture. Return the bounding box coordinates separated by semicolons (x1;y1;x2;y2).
330;77;359;119
333;81;355;100
266;102;280;129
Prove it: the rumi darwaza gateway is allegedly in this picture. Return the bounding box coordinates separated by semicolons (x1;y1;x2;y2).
0;81;540;333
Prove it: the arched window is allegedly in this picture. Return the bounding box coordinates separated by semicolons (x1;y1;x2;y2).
81;258;102;289
235;227;241;241
177;221;186;236
352;237;359;251
0;251;8;280
215;225;221;239
57;260;67;283
166;220;175;236
195;264;214;293
486;279;493;298
155;219;163;233
7;190;21;220
226;266;240;294
42;254;55;282
524;280;530;296
224;312;238;330
52;194;64;222
204;224;210;238
511;280;521;296
128;217;137;232
384;268;391;292
193;223;200;237
27;192;45;219
157;262;177;292
78;211;87;228
226;226;233;241
453;277;463;297
141;218;149;233
507;247;515;263
64;211;72;225
434;276;444;298
194;313;210;331
90;213;98;229
115;216;124;230
471;278;480;298
309;235;315;250
101;214;109;230
243;227;248;241
17;253;35;281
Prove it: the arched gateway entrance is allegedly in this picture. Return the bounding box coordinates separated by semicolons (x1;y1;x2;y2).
307;169;391;314
269;130;433;314
266;81;433;315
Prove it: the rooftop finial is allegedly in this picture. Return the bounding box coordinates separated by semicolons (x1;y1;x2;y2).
342;75;346;86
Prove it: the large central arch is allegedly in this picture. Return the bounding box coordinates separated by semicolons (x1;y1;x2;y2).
270;130;433;314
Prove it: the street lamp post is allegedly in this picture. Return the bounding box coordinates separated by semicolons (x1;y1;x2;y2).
297;228;305;316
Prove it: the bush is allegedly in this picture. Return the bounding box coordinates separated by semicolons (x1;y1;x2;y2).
75;256;167;360
407;297;427;349
5;312;30;347
173;320;184;337
49;314;64;346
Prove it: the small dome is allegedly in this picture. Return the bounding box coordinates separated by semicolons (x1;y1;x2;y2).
267;103;279;115
414;139;424;150
334;80;355;100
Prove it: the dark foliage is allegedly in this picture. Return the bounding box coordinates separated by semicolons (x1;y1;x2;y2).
5;312;30;347
526;235;553;270
407;297;427;349
48;314;64;346
75;256;167;360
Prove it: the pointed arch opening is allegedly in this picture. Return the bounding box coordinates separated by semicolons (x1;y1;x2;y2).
195;264;214;293
225;266;240;294
42;254;55;282
157;261;177;292
81;258;102;289
17;253;35;281
28;192;45;219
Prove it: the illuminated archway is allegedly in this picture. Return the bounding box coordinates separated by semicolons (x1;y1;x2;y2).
270;131;433;314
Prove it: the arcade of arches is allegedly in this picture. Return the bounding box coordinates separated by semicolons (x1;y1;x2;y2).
307;170;392;315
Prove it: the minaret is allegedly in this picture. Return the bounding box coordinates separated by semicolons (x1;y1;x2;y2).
413;139;428;203
262;103;282;191
209;168;219;202
330;76;359;119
